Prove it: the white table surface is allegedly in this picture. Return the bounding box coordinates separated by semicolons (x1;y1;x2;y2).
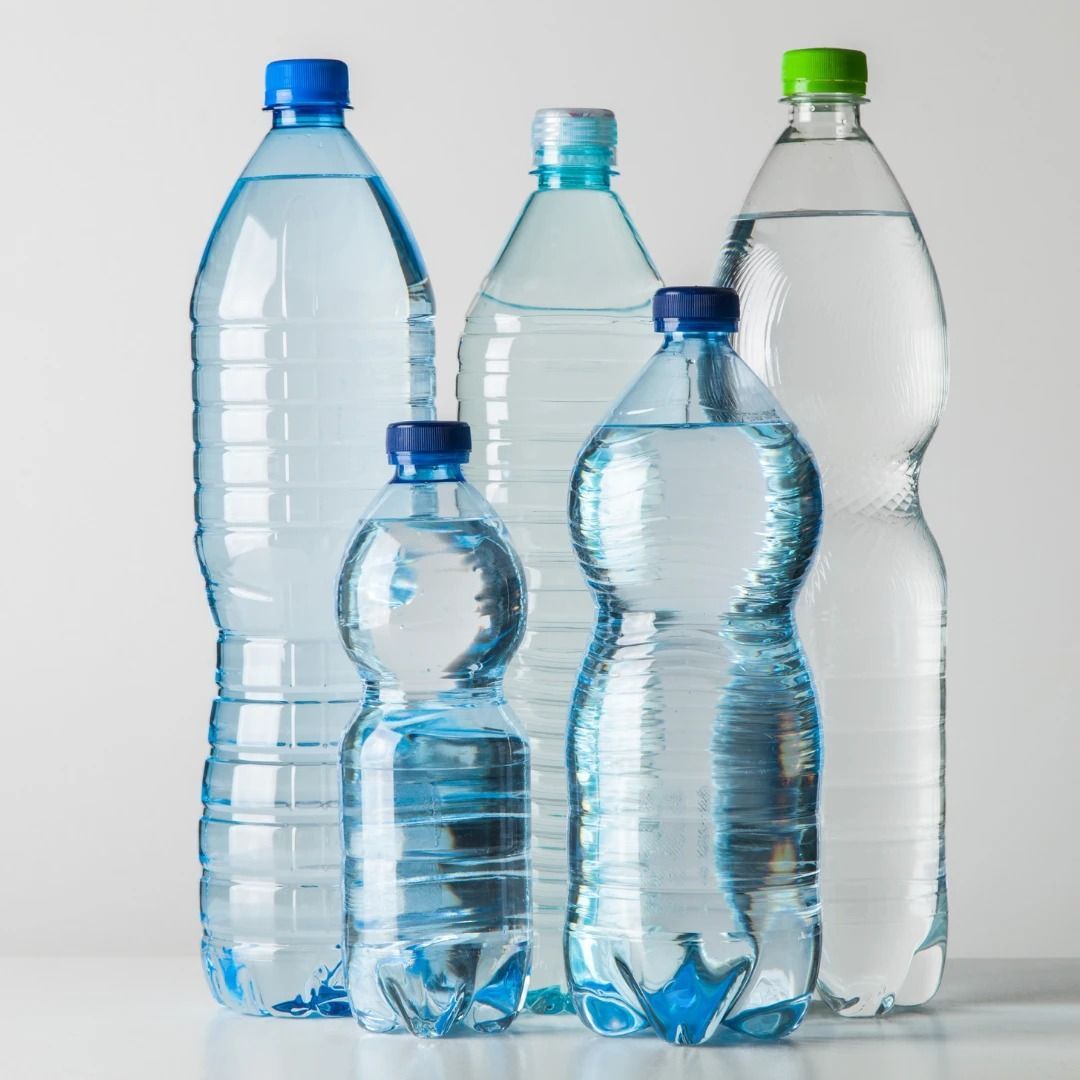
1;958;1076;1078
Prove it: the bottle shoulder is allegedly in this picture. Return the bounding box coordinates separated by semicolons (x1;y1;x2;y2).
347;478;507;531
469;187;662;314
191;127;432;323
603;339;798;431
715;132;947;459
740;128;912;216
240;125;378;179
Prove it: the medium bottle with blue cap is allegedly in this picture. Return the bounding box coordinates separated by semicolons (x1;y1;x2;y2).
566;287;823;1044
192;59;435;1016
337;421;532;1037
715;48;949;1017
456;107;662;1015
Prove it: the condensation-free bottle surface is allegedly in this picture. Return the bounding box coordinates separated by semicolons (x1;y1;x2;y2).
715;49;948;1018
191;60;435;1016
567;288;823;1045
337;422;531;1038
456;109;662;1012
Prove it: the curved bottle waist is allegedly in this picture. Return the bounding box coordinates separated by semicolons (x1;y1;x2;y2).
574;613;817;695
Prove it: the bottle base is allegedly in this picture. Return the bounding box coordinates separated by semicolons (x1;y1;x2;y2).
347;934;531;1038
567;931;808;1045
817;940;947;1018
525;984;576;1015
202;938;349;1018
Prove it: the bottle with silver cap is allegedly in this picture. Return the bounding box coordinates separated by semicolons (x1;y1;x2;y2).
456;108;662;1014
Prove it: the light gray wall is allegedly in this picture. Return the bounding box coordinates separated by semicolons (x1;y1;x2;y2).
3;0;1077;959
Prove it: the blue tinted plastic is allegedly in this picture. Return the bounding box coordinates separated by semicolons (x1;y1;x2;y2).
337;437;531;1037
566;324;823;1045
192;93;435;1017
456;109;662;1013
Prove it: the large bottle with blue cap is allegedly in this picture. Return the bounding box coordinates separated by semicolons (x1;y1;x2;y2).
191;58;435;1016
567;287;822;1045
715;48;949;1017
456;108;662;1013
337;421;531;1037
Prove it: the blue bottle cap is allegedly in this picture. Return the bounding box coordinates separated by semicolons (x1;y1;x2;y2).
264;59;351;110
386;421;472;463
653;286;740;332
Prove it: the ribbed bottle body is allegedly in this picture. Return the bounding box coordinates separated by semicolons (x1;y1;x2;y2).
567;414;822;1045
458;311;656;1010
457;179;661;1012
193;155;434;1016
337;466;531;1037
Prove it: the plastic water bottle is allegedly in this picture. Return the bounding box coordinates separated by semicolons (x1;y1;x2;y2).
337;421;531;1037
714;48;948;1018
566;287;823;1045
192;59;435;1017
456;108;662;1013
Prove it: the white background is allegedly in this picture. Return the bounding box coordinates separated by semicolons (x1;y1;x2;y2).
2;0;1078;963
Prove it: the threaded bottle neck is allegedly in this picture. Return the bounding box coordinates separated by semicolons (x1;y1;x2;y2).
784;95;865;139
271;105;346;128
534;161;614;189
392;461;465;483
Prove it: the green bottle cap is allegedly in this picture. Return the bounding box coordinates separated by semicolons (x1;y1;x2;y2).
781;48;868;96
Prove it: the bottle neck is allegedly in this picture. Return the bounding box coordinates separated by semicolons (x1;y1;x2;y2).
391;460;466;483
532;144;615;190
535;165;613;190
270;105;347;129
785;95;865;139
662;329;735;346
371;684;505;710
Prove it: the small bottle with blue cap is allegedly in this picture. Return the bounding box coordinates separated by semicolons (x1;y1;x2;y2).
336;421;532;1037
192;59;435;1017
566;287;824;1044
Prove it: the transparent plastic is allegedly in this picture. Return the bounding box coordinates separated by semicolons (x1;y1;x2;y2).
456;132;662;1014
715;95;948;1017
337;455;531;1037
191;103;435;1016
566;329;823;1045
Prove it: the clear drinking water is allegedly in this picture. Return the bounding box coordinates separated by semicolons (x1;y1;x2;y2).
566;288;823;1046
192;59;435;1016
456;108;661;1012
337;422;531;1037
714;49;948;1018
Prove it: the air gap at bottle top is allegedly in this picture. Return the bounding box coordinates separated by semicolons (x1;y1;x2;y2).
337;421;531;1038
566;287;823;1045
192;58;435;1017
715;48;948;1018
456;107;662;1014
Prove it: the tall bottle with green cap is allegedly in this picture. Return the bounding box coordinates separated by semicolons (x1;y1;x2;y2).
456;107;662;1014
715;48;948;1018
